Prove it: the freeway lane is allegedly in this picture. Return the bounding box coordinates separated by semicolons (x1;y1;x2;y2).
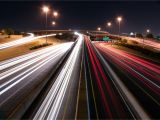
95;42;160;119
0;33;56;50
33;33;83;119
0;42;74;119
84;36;151;119
33;33;83;120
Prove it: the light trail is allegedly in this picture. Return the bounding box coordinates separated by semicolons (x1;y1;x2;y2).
0;43;69;69
0;33;56;50
0;42;73;119
84;36;138;119
96;43;160;92
95;42;160;118
0;43;73;73
0;51;62;96
0;43;73;92
33;33;83;120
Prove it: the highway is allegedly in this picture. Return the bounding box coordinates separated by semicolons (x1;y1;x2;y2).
0;33;56;50
33;32;83;119
95;42;160;118
0;33;159;119
83;36;159;119
0;42;74;118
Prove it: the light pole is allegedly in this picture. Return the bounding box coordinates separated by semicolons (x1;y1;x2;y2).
117;16;122;36
43;6;49;44
107;22;112;44
143;29;150;48
107;22;112;27
107;22;112;32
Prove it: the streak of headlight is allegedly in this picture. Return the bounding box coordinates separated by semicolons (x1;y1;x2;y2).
0;45;69;86
99;44;160;89
93;43;150;119
0;43;73;96
0;47;70;88
0;42;73;71
33;33;83;120
0;33;56;50
0;51;62;96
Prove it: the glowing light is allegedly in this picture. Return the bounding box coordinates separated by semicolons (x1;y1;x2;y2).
107;22;112;27
59;33;62;35
53;11;58;17
130;32;134;36
147;29;150;33
74;31;78;35
43;6;49;13
117;16;122;22
97;27;101;31
52;21;56;25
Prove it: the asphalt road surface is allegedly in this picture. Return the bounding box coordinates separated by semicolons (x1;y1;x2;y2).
0;42;74;118
83;36;159;119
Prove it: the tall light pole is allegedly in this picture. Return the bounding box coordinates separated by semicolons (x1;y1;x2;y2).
117;16;122;36
107;22;112;43
107;22;112;32
43;6;49;44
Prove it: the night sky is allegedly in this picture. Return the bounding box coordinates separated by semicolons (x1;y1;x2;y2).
0;1;160;35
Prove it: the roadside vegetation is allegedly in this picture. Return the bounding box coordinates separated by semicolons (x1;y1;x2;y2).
29;43;52;50
29;32;77;50
117;42;160;59
0;36;64;61
112;35;160;60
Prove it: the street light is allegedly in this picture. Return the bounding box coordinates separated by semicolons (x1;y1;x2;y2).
107;22;112;43
53;11;58;17
146;29;150;33
52;21;56;25
42;6;50;44
117;16;122;35
107;22;112;33
97;27;101;31
107;22;112;27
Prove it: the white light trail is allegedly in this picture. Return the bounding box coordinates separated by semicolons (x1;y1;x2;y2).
0;43;72;79
0;42;73;95
0;42;73;71
0;33;56;50
33;33;83;120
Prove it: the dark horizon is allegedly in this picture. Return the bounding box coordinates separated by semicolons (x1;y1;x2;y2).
0;1;160;35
